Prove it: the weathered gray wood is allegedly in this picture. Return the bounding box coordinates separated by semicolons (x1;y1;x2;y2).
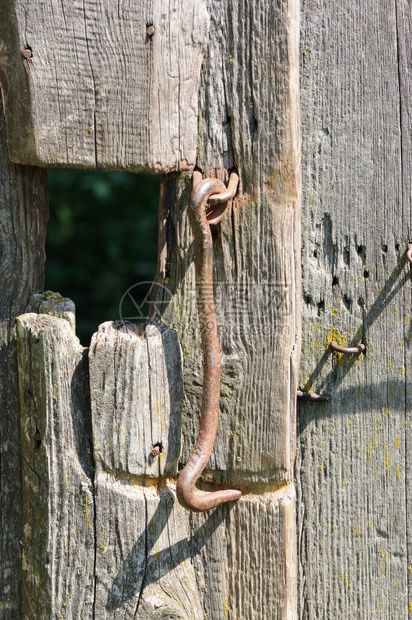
157;173;299;486
0;0;209;172
157;0;301;484
297;0;412;617
191;487;297;620
1;0;301;615
89;321;183;477
150;0;301;614
16;306;95;619
89;321;201;617
0;96;48;617
94;475;203;619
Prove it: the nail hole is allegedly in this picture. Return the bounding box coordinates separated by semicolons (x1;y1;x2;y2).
395;243;400;251
313;249;318;258
332;276;339;287
303;293;313;306
343;248;350;266
382;244;388;254
363;270;369;279
356;244;364;256
342;294;352;311
34;430;42;451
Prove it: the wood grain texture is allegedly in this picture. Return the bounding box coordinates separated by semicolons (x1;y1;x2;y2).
16;308;95;619
297;0;412;617
156;167;299;486
0;97;48;618
89;321;183;478
191;487;297;620
153;0;300;486
94;476;203;619
0;0;209;172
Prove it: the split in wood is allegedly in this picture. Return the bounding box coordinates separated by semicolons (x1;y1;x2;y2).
297;390;330;402
330;341;365;354
176;172;241;512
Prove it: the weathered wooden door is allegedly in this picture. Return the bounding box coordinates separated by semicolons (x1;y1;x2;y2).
0;1;300;618
3;0;409;618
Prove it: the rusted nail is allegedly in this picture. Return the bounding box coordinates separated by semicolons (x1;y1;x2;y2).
297;390;330;401
203;172;239;226
151;445;161;457
208;172;239;206
406;243;412;265
21;44;32;59
176;173;241;512
330;341;365;354
146;25;155;36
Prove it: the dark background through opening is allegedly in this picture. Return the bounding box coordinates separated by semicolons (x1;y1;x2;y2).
46;169;160;345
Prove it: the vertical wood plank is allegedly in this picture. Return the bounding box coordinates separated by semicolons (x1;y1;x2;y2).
298;0;412;617
16;309;95;619
89;321;183;478
0;97;48;617
94;476;203;619
153;0;301;614
89;321;203;618
191;488;297;620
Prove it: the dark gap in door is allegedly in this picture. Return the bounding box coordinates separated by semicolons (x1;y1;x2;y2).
47;169;160;345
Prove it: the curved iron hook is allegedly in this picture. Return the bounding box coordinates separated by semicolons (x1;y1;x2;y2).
330;341;365;354
406;243;412;265
176;174;241;512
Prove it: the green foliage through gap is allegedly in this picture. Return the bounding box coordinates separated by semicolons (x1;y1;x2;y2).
46;169;160;345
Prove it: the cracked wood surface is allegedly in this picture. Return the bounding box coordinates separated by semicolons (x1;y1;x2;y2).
297;0;412;617
4;0;300;616
89;321;183;478
16;308;95;619
0;100;48;618
0;0;209;172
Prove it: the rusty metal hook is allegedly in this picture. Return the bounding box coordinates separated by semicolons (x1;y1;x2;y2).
406;243;412;265
297;390;330;401
330;341;365;354
176;172;241;512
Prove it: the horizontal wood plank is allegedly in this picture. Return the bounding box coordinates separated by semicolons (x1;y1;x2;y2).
1;0;209;172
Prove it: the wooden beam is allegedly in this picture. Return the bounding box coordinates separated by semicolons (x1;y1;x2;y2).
0;0;209;172
16;300;95;618
0;99;48;617
89;321;183;478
